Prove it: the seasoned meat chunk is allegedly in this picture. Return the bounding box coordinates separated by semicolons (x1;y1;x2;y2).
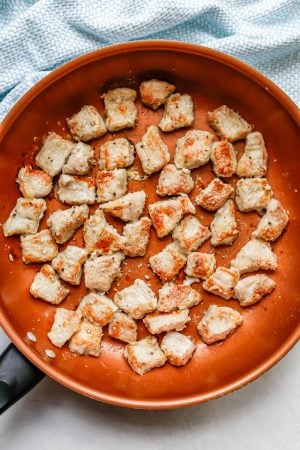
36;132;74;176
210;200;239;246
149;194;195;238
98;138;135;170
252;199;289;241
136;126;170;175
114;279;157;320
195;178;234;211
231;238;278;274
30;264;69;304
156;164;194;196
17;166;52;198
99;191;146;222
197;305;242;344
174;130;214;169
96;169;127;203
172;215;211;253
104;88;137;132
161;332;196;366
84;252;124;292
149;243;187;282
62;142;95;175
207;105;252;142
236;131;268;178
157;282;201;312
69;319;103;356
47;205;89;244
47;308;82;348
56;174;96;205
67;105;106;141
77;292;118;326
3;197;46;237
20;229;58;264
124;336;166;375
51;245;87;285
210;141;237;178
108;311;138;344
143;309;190;335
83;210;123;255
185;252;216;280
139;79;175;110
235;178;273;212
234;274;276;307
159;93;194;132
202;267;239;300
121;216;151;257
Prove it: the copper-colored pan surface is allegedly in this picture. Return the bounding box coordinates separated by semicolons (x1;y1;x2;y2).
0;41;299;409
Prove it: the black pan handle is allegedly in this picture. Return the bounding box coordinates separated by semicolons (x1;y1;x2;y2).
0;343;45;414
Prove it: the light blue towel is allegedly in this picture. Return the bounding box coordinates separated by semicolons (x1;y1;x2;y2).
0;0;299;121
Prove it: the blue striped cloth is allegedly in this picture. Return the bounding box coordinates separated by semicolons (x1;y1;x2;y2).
0;0;299;121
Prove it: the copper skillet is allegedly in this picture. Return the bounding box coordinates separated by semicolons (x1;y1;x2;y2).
0;41;299;411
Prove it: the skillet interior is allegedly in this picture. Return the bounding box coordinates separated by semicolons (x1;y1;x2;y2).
0;42;299;409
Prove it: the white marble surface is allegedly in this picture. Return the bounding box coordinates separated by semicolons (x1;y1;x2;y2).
0;327;299;450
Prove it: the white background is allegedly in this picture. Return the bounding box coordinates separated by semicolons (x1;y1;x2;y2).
0;328;299;450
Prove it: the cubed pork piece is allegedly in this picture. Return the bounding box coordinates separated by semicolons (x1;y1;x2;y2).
210;200;239;246
195;178;234;212
185;252;216;280
252;199;289;241
148;194;195;238
234;274;276;307
84;252;124;292
121;216;151;257
172;215;211;253
16;166;53;198
96;169;127;203
235;178;273;212
77;292;118;326
56;174;96;205
160;332;196;366
67;105;107;141
3;197;46;237
157;282;202;312
108;311;138;343
207;105;252;142
99;191;146;222
202;267;239;300
159;93;194;132
30;264;70;304
36;132;74;176
143;309;190;334
231;238;278;274
197;304;243;344
69;319;103;356
83;209;123;255
47;205;89;244
210;141;237;178
51;245;87;285
236;131;268;178
174;130;214;169
104;88;137;132
98;138;135;170
149;243;187;282
62;142;95;175
20;229;58;264
139;79;175;110
114;279;157;319
136;126;170;175
47;308;82;348
124;336;166;375
156;164;194;196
